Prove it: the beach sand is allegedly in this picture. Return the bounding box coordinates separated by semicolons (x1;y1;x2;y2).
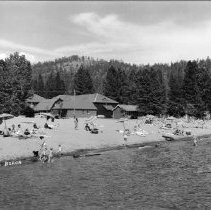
0;116;211;161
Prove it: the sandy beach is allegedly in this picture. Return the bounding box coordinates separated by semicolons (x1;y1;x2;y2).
0;116;211;161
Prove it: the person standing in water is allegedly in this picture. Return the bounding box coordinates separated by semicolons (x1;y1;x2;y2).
193;136;198;147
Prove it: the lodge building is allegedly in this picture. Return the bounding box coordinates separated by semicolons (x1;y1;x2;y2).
27;93;139;119
31;93;118;118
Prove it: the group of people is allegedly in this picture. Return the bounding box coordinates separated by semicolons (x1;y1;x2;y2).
0;123;40;138
36;139;62;163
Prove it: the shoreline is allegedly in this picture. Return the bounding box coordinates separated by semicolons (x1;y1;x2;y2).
1;133;211;167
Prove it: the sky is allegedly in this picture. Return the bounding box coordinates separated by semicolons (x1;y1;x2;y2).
1;1;211;65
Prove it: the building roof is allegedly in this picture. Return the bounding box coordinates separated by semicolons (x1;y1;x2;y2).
113;104;139;112
52;93;118;110
26;94;46;103
92;93;118;104
34;98;62;112
52;98;97;110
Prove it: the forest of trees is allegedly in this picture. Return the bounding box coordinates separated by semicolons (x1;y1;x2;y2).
2;53;211;118
31;55;211;118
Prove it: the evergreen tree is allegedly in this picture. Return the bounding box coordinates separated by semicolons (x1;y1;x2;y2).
45;72;55;98
126;68;138;105
37;74;45;97
181;61;204;118
167;72;185;117
0;60;8;113
3;52;33;115
55;71;66;96
73;65;94;95
104;65;121;102
136;68;166;116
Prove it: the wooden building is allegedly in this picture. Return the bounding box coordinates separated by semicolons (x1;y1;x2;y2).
51;93;118;118
26;94;46;108
113;104;139;119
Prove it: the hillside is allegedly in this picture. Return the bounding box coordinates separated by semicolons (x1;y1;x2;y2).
32;55;136;95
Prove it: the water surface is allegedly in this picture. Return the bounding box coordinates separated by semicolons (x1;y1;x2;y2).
0;140;211;209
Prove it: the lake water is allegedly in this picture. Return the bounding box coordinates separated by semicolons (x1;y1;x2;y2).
0;139;211;209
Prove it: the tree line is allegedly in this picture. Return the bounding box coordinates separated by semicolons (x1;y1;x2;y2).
1;52;211;119
32;56;211;118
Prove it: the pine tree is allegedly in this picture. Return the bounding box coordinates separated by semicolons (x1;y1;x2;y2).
136;68;166;116
126;68;138;105
45;72;55;98
73;65;94;95
37;74;45;97
104;65;121;102
167;70;185;117
116;68;130;104
4;52;33;115
55;72;66;96
181;61;203;118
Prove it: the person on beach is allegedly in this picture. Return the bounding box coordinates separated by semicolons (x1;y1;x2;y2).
58;144;62;155
33;123;39;129
44;122;52;129
74;116;78;130
3;128;12;137
24;128;31;136
17;124;23;135
39;139;48;162
123;130;128;147
41;148;48;163
48;148;53;163
11;124;15;133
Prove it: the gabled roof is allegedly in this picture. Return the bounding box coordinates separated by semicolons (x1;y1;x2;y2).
92;93;118;104
52;95;72;101
113;104;139;112
26;94;46;103
34;98;62;112
52;98;97;110
52;93;118;110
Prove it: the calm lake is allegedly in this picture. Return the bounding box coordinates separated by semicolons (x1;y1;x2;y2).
0;139;211;209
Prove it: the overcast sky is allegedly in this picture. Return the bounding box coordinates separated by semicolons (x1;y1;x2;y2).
1;1;211;64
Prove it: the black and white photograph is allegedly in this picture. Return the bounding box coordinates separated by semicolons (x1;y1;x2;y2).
0;1;211;209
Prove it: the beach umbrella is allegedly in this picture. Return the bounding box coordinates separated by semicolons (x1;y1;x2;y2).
0;113;14;128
